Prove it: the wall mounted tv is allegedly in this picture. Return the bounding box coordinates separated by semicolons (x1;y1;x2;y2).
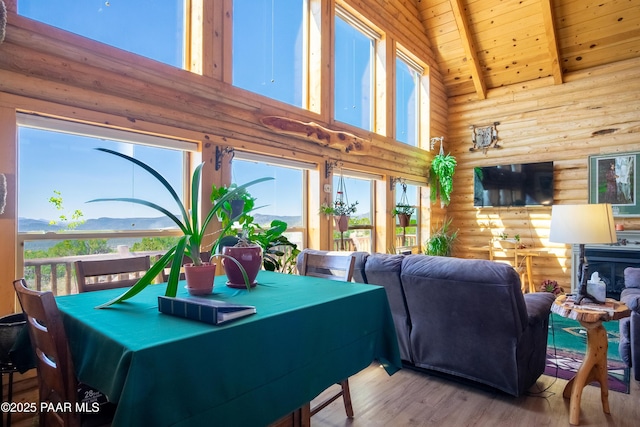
473;161;554;207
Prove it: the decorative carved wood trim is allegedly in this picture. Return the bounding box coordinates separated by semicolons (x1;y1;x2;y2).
261;116;371;155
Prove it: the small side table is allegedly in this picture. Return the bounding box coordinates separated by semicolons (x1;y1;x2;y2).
551;295;631;426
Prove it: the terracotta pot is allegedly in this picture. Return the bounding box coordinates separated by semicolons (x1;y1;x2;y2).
222;245;262;289
184;262;217;295
334;215;350;232
398;213;410;228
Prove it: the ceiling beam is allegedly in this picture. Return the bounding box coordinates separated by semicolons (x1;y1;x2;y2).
540;0;563;85
449;0;486;100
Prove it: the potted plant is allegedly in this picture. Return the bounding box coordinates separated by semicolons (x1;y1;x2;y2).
430;143;457;208
392;204;414;227
88;148;272;307
212;185;301;281
210;183;255;229
319;199;358;232
424;217;458;257
392;182;414;228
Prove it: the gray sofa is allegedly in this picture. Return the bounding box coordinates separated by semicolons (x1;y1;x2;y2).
297;249;555;396
619;267;640;381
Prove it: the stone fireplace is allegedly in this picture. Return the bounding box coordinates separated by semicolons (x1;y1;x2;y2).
571;230;640;299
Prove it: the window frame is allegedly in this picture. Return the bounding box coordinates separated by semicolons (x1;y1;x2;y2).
16;115;197;294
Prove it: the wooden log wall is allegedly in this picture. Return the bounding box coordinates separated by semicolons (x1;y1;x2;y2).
448;56;640;291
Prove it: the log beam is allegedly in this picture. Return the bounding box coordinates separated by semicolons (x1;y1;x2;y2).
261;116;371;155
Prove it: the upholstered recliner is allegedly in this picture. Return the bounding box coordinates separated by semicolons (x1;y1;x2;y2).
297;249;555;396
619;267;640;380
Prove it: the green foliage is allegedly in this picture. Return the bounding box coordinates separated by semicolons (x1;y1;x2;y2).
48;190;85;229
430;153;457;207
210;183;256;234
245;219;300;273
88;148;272;307
391;204;415;216
214;185;300;274
424;217;458;257
319;199;358;216
131;237;181;252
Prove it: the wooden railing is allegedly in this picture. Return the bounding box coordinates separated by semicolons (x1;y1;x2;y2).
23;249;165;295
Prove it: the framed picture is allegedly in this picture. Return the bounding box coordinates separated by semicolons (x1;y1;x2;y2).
589;152;639;216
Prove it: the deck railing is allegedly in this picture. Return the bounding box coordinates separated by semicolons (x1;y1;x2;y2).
23;234;417;295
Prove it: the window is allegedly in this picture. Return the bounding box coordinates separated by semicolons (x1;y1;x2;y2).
395;53;422;146
334;8;377;131
232;0;305;107
18;0;185;68
231;154;307;251
17;116;193;294
332;172;373;252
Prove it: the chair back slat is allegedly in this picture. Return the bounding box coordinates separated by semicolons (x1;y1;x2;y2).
13;279;81;427
300;253;355;282
75;256;151;292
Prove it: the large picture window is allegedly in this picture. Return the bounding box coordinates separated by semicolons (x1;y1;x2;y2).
334;8;376;131
17;116;193;294
395;53;422;146
232;0;305;107
231;154;307;251
18;0;185;68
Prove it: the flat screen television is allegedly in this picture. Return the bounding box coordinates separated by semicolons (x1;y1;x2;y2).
473;161;554;207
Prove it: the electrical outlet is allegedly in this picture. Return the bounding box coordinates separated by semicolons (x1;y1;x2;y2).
324;184;331;193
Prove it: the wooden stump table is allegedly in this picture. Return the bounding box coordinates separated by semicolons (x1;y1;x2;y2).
551;295;631;425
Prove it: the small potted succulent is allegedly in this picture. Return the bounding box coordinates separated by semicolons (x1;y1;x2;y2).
540;279;563;295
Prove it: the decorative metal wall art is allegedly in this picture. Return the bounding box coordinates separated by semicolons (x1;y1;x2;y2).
470;122;500;153
215;146;235;170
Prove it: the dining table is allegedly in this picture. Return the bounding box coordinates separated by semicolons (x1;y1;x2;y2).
52;270;402;426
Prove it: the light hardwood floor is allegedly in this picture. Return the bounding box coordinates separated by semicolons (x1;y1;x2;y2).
8;364;639;426
311;363;640;427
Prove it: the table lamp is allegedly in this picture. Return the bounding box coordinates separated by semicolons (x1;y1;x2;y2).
549;203;616;304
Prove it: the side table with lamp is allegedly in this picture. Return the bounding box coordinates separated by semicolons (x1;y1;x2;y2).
548;203;626;425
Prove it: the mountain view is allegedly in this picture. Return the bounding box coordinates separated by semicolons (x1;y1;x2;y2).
18;214;304;233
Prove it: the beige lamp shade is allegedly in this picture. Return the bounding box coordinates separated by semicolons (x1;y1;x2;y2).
549;204;616;244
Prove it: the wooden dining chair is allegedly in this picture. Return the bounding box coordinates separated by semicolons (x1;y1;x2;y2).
13;279;115;427
75;256;151;293
299;252;356;418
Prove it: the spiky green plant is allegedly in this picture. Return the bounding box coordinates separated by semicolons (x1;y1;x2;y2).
88;148;272;307
424;217;458;257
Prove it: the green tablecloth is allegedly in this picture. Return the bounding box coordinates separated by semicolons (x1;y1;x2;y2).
56;270;401;426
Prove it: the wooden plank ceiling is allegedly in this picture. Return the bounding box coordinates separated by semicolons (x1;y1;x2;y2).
414;0;640;99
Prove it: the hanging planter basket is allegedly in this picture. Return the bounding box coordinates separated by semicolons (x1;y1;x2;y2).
334;215;350;232
398;213;410;228
392;182;415;226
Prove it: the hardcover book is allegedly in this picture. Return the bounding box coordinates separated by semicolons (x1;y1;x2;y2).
158;296;256;325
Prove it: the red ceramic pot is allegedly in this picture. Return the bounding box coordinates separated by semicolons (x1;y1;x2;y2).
222;245;262;289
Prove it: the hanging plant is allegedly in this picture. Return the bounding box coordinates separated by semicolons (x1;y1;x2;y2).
430;140;457;208
319;166;358;216
392;182;415;217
